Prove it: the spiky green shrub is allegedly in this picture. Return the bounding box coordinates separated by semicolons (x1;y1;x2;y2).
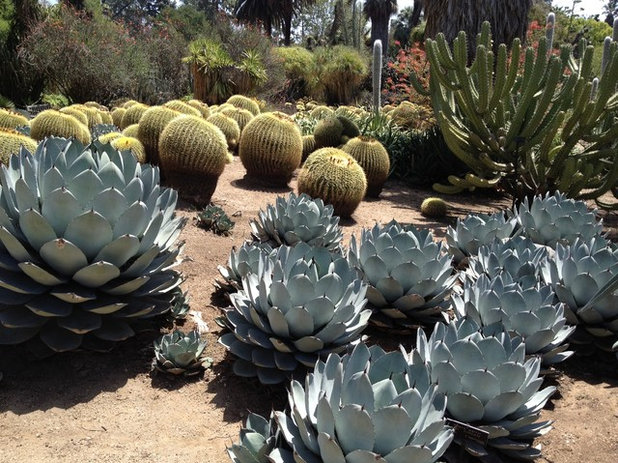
218;243;370;384
311;46;368;105
0;138;186;352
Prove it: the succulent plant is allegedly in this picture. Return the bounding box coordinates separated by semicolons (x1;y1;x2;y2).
420;197;448;218
228;413;280;463
152;330;210;376
348;220;456;328
464;236;548;287
158;115;229;204
207;113;241;151
163;100;202;117
0;109;29;130
227;95;261;116
445;212;517;265
120;103;149;129
91;124;120;139
110;136;147;163
216;242;273;293
341;136;390;197
0;138;186;352
0;129;38;165
58;107;89;127
30;110;91;145
122;124;140;138
301;134;316;161
136;106;180;165
186;99;211;118
512;191;603;248
309;105;334;120
238;112;303;186
169;289;191;320
414;318;556;461
111;108;127;127
541;236;618;352
453;274;575;366
221;107;254;133
196;204;235;236
218;242;370;384
297;148;367;218
249;193;343;251
272;343;453;463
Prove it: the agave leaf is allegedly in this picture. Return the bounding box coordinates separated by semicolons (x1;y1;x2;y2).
372;406;414;455
113;201;149;239
72;261;121;288
19;208;57;251
18;262;67;286
334;404;374;454
68;168;104;209
64;211;113;261
57;310;102;334
0;306;48;328
40;322;82;352
0;226;35;262
0;324;39;344
447;392;484;422
91;318;134;341
41;187;81;236
40;238;88;276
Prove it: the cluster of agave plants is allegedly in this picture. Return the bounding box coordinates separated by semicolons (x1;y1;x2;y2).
0;136;616;461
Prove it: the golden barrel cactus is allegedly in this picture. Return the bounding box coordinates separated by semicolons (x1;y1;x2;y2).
220;107;254;133
420;197;448;218
297;147;367;218
110;136;147;163
122;123;139;138
341;136;390;197
137;106;180;165
207;113;241;151
111;107;127;127
59;107;89;126
238;112;302;185
164;100;202;117
187;99;211;118
158;115;229;204
120;103;149;129
30;110;91;145
226;95;260;116
97;132;122;144
68;104;103;128
0;109;29;129
0;129;38;164
302;134;316;161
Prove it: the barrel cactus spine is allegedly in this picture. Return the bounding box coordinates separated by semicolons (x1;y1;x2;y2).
186;99;211;118
298;148;367;218
158;115;229;204
238;112;302;186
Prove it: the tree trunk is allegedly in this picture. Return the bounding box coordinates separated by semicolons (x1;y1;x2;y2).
410;0;424;28
370;12;390;55
424;0;532;59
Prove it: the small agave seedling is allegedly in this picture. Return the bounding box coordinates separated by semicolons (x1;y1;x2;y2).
249;192;343;251
541;236;618;352
453;274;575;366
348;220;456;329
152;330;210;376
215;241;273;293
414;318;556;461
512;191;603;249
269;343;453;462
197;204;235;236
218;242;370;384
227;413;280;463
445;211;517;265
169;289;191;320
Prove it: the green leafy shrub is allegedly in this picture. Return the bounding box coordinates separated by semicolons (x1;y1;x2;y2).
311;45;368;105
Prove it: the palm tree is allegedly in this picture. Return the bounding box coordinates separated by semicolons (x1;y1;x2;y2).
235;0;315;46
424;0;532;58
363;0;397;54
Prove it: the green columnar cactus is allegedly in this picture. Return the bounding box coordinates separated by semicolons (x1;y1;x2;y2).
341;136;390;197
372;39;382;114
158;115;229;204
30;110;91;145
238;112;302;185
412;16;618;204
297;148;367;218
137;106;180;165
0;129;38;164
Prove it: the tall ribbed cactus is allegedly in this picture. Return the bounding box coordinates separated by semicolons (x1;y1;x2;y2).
411;15;618;206
372;40;382;114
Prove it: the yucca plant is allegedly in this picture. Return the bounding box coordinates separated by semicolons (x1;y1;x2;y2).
0;138;185;352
